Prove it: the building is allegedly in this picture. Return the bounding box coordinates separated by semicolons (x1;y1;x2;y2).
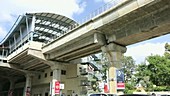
0;0;170;95
0;12;86;96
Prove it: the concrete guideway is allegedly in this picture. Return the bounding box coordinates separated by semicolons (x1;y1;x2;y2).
42;0;170;61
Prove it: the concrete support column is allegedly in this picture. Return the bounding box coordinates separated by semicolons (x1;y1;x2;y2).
51;64;61;96
101;43;126;94
23;73;34;96
53;69;61;81
9;79;15;90
51;64;61;81
8;78;17;96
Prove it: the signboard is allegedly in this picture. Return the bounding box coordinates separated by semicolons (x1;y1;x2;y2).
60;84;64;89
116;69;125;89
104;84;109;93
55;81;60;94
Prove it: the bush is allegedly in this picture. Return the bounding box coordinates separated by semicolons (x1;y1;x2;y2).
124;83;135;94
153;86;167;91
166;86;170;91
124;89;134;94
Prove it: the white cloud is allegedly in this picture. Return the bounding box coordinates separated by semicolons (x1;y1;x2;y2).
0;0;86;19
0;0;87;41
125;42;167;64
0;27;7;40
0;12;13;23
76;1;87;14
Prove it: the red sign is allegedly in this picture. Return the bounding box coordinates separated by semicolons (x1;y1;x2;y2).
116;69;125;89
55;81;60;94
104;84;109;93
117;82;125;89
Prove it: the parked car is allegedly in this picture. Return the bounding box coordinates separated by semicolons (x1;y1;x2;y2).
88;93;150;96
106;93;117;96
119;94;150;96
88;93;117;96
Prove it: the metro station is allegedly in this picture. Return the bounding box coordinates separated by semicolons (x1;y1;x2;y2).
0;0;170;96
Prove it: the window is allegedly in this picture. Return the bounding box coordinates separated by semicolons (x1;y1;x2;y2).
38;75;41;79
61;70;66;75
50;72;53;76
44;73;47;78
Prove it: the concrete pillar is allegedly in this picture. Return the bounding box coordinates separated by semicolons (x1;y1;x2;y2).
51;64;61;96
101;43;126;94
8;78;17;96
51;64;61;81
9;79;15;90
23;73;34;96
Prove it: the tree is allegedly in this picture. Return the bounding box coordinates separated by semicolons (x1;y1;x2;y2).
90;54;137;93
122;56;136;82
164;43;170;59
121;56;137;93
87;53;109;93
147;43;170;86
134;43;170;91
100;53;109;82
135;63;153;91
165;43;170;51
146;54;170;86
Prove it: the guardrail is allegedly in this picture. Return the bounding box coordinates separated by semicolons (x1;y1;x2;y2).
0;15;23;44
78;0;124;25
45;0;125;45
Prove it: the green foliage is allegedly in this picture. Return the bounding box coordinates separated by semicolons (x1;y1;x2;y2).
135;63;153;91
122;56;138;93
165;43;170;51
100;53;109;82
91;81;98;92
89;53;109;93
122;56;136;82
153;86;168;91
164;52;170;59
101;64;108;80
146;55;170;86
165;43;170;59
133;43;170;91
124;83;135;94
166;86;170;91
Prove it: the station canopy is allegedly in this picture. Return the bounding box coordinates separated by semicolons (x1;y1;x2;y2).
27;12;79;43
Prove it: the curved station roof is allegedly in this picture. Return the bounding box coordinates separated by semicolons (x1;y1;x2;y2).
1;12;79;47
0;12;79;81
27;12;79;43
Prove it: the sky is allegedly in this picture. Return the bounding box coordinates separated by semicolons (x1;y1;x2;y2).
0;0;170;64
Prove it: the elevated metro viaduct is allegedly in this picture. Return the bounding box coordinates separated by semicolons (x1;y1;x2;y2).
0;0;170;96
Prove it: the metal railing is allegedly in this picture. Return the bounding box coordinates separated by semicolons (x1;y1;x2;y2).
46;0;125;44
78;0;124;25
68;0;124;29
0;15;23;45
